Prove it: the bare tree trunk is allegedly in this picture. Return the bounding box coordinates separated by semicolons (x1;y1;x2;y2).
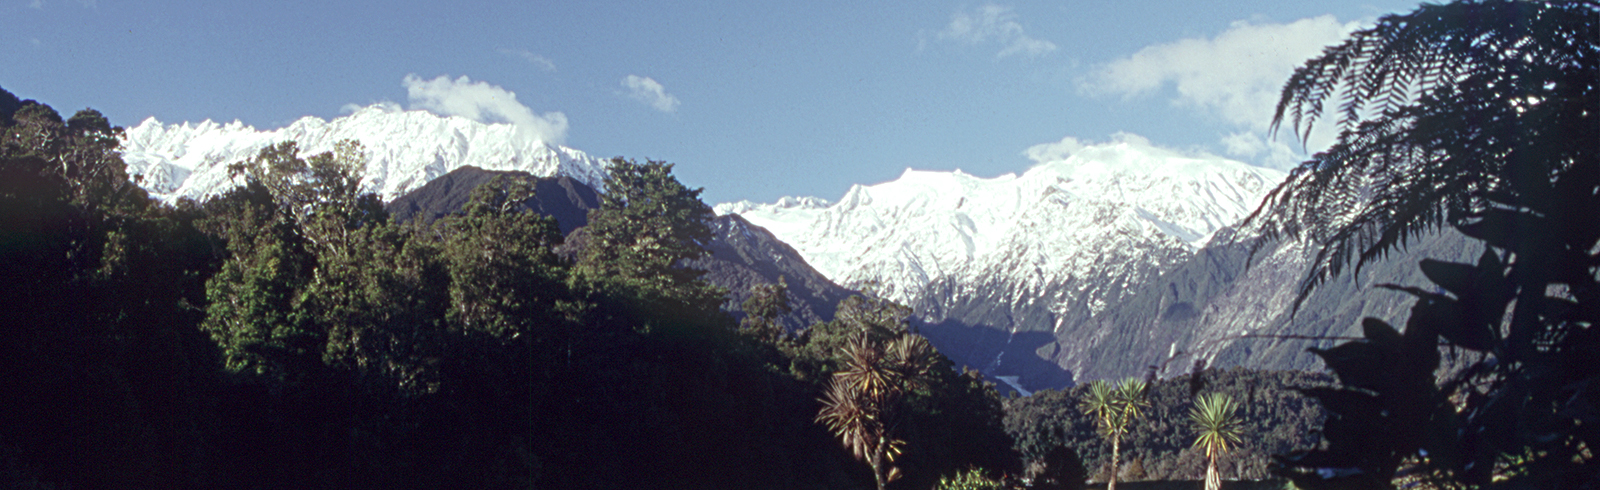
1205;456;1220;490
1108;434;1120;490
871;449;886;490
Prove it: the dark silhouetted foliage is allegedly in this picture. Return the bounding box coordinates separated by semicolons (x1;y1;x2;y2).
1241;1;1598;488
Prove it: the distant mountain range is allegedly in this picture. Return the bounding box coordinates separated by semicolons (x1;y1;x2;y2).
717;139;1285;392
120;105;609;204
120;108;1469;394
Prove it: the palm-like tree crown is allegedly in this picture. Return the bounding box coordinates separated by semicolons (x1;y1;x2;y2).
1189;393;1244;460
816;330;937;489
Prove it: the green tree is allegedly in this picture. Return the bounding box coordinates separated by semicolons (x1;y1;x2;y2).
201;140;385;381
1189;393;1244;490
1079;378;1148;490
740;277;793;343
574;157;725;318
933;467;1008;490
1030;445;1087;490
1243;1;1599;488
816;329;938;490
434;174;569;338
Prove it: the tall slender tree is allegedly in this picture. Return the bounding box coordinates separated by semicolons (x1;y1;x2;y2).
1079;378;1149;490
816;330;937;490
1189;393;1245;490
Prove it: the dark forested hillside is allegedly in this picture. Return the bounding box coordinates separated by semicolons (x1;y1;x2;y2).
384;166;600;233
386;165;855;332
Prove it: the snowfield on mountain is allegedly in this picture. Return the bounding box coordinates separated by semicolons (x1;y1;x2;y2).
717;135;1285;389
119;104;610;204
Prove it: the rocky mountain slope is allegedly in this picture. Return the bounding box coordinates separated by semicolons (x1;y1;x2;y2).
719;138;1285;392
119;105;610;204
1046;226;1480;383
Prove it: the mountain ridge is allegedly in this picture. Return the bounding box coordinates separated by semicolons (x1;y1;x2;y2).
720;138;1286;391
120;105;610;204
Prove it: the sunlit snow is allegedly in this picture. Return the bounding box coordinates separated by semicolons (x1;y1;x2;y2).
120;104;610;204
717;138;1286;318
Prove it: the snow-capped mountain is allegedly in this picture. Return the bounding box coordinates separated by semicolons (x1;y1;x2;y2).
717;138;1285;390
120;105;610;204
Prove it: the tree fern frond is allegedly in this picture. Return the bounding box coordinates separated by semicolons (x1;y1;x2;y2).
1248;0;1598;308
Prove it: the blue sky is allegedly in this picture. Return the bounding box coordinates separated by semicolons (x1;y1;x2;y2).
2;0;1416;205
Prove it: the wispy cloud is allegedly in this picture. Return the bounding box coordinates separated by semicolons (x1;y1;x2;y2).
621;75;680;113
936;4;1056;59
1082;15;1355;132
339;101;402;115
1024;132;1228;166
1081;15;1358;167
28;0;42;10
1023;135;1087;164
499;48;556;72
401;74;569;145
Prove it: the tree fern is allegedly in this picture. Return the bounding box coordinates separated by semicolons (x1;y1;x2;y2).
1242;0;1599;310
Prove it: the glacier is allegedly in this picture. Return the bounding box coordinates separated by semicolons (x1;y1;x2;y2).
119;104;611;204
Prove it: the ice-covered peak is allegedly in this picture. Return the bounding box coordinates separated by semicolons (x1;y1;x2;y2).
720;137;1286;310
120;106;609;204
1020;140;1286;247
713;195;831;216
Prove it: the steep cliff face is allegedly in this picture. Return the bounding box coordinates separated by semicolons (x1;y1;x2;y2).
1048;227;1481;384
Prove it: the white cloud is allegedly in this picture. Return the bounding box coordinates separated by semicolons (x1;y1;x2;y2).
499;48;556;72
1220;131;1303;171
937;4;1056;59
1023;135;1087;164
1083;15;1356;133
621;75;680;113
402;74;569;145
339;101;402;115
28;0;42;9
1025;132;1231;166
